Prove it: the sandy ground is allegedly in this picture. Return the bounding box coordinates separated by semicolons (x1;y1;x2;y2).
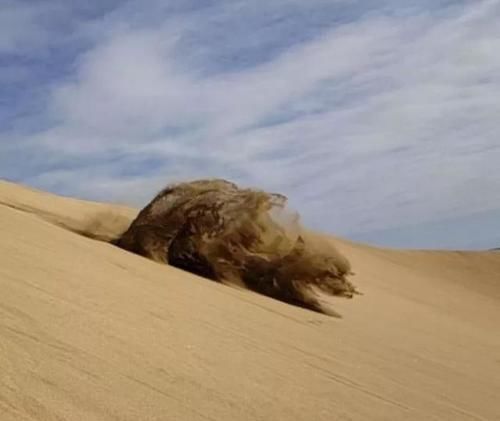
1;179;499;421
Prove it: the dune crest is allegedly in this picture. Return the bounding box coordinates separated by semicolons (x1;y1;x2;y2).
1;180;500;421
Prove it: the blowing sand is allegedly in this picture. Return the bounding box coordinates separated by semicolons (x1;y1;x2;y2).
1;179;499;420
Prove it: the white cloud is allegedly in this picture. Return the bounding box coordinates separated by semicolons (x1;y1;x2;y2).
3;0;500;245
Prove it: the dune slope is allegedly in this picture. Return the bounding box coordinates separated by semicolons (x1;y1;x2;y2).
1;180;499;421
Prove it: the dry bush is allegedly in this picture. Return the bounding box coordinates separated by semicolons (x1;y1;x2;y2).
113;179;358;316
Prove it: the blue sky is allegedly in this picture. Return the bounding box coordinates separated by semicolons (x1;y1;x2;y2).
1;0;500;250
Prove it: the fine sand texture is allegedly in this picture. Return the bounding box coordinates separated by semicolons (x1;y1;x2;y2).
1;179;499;421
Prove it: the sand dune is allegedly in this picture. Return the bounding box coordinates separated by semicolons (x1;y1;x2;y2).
1;180;499;421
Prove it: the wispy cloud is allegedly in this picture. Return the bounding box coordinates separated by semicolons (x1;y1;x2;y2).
1;0;500;248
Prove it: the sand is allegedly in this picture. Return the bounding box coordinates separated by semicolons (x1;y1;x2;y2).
1;179;499;421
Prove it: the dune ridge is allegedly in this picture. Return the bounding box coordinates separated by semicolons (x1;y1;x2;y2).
1;179;499;421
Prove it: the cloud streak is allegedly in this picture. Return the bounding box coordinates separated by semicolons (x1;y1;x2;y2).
1;0;500;248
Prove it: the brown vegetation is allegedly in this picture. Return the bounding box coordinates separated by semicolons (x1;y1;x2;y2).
113;179;358;316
